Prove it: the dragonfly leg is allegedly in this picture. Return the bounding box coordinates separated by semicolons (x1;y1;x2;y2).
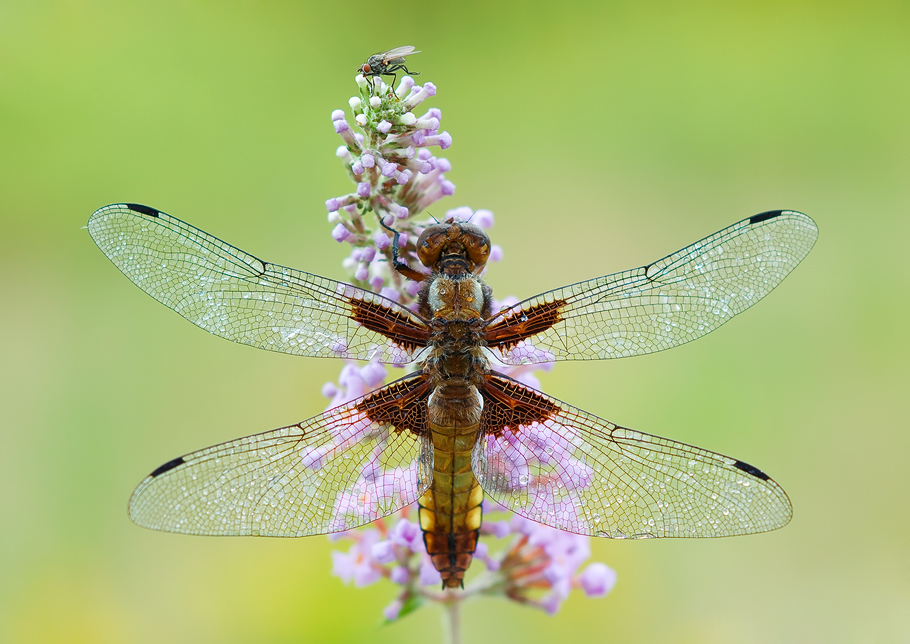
379;217;425;282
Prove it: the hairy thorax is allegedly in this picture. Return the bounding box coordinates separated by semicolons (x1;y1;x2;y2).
419;274;492;399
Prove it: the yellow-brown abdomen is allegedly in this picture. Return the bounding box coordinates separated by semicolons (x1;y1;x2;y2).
419;390;484;588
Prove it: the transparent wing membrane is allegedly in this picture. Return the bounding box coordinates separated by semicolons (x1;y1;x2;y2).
487;210;818;364
88;204;429;364
379;45;419;60
474;376;792;538
130;391;433;537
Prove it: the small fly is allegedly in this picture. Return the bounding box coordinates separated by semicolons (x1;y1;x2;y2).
358;46;421;91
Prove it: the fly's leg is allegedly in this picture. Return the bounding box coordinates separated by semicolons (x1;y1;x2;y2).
394;64;419;77
363;73;380;95
385;64;421;94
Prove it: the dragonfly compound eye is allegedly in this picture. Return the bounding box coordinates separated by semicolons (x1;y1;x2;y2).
416;224;451;268
454;224;491;269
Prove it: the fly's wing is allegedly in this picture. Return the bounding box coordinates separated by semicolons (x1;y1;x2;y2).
130;376;432;536
473;374;791;538
380;45;420;61
88;204;430;364
484;210;817;364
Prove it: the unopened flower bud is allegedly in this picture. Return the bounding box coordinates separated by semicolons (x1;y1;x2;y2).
332;223;351;242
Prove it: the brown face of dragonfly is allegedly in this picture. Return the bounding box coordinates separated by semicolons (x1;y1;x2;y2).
416;220;491;275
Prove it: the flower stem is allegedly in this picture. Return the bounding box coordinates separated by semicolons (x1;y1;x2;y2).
442;599;461;644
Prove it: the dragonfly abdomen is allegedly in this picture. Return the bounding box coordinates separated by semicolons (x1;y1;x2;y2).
419;385;484;589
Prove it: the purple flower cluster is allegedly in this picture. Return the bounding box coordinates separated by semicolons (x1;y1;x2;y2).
482;504;617;614
318;65;617;622
321;365;616;619
325;72;493;305
328;501;616;620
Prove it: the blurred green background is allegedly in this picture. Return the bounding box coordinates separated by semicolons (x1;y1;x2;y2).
2;1;908;642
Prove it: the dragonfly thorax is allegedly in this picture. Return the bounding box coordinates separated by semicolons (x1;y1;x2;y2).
421;274;491;390
425;274;487;320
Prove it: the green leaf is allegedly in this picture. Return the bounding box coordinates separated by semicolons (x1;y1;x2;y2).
382;594;425;625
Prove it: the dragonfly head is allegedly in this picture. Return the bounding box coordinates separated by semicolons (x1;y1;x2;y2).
417;219;490;275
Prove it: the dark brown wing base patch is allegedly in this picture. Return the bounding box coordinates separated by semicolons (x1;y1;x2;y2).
356;375;431;437
350;297;431;354
483;299;566;351
480;374;558;437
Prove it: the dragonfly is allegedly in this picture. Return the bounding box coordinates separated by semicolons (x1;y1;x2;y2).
88;204;817;588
